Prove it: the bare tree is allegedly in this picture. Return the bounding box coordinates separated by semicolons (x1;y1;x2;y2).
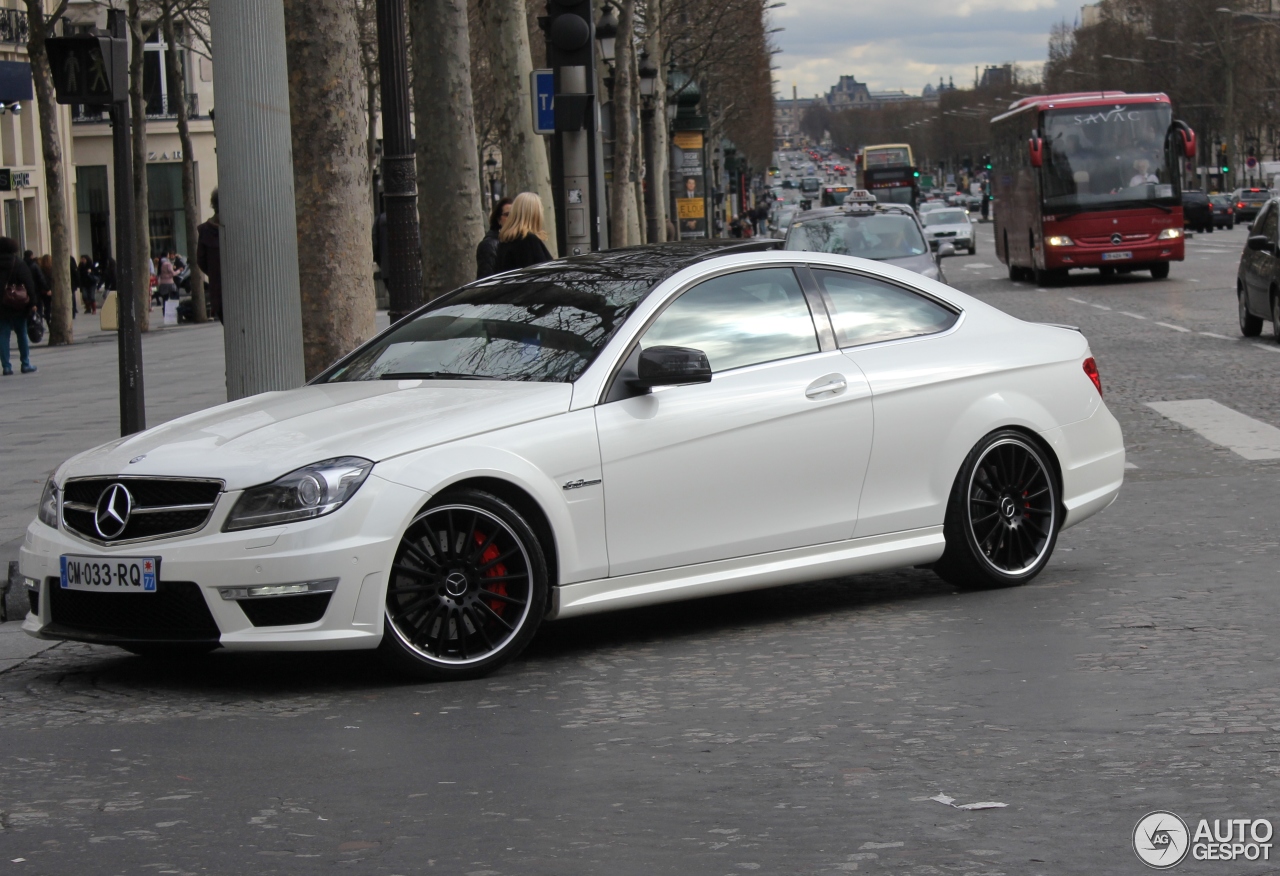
352;0;379;213
283;0;377;378
478;0;556;249
23;0;74;344
126;0;153;331
410;0;485;298
161;0;204;321
609;0;638;246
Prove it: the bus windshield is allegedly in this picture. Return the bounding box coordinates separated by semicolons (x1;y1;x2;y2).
1041;104;1177;211
864;146;911;167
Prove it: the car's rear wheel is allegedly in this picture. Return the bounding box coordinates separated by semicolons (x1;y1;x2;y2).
934;431;1060;591
1240;284;1263;336
1270;290;1280;343
379;489;548;681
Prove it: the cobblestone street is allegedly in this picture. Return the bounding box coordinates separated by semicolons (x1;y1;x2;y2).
3;229;1279;874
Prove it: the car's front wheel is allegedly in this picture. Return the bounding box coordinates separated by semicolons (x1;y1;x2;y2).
934;431;1060;591
379;489;548;681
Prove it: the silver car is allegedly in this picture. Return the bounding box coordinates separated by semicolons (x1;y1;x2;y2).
783;201;951;283
921;208;976;255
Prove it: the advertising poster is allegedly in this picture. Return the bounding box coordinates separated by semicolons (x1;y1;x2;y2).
671;131;707;239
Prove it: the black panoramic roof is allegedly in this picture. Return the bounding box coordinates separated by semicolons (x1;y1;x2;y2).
502;238;783;287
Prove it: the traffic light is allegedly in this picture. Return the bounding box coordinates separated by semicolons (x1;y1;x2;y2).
543;0;594;133
44;33;127;105
983;154;992;171
1222;165;1230;174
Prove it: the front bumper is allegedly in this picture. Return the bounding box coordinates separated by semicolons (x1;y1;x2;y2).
1044;237;1183;269
18;474;428;650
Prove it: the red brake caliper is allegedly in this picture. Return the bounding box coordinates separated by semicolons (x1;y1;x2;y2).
475;531;508;617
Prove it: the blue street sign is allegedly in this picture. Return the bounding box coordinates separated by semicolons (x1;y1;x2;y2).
532;69;554;135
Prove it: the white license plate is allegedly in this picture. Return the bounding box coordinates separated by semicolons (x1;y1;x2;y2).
1102;251;1133;261
60;555;159;592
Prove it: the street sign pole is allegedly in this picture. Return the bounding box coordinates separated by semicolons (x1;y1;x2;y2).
107;11;142;435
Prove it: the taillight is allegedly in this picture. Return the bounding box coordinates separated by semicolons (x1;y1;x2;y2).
1083;357;1102;397
1238;202;1247;209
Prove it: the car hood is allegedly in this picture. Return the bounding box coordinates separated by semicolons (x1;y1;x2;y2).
59;380;574;490
925;224;971;235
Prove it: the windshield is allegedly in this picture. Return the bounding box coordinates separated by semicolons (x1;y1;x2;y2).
873;186;914;205
864;147;910;167
801;178;821;192
1041;104;1177;211
923;209;968;226
323;270;652;383
785;214;928;259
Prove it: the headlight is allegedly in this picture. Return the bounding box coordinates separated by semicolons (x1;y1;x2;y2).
1046;235;1075;246
223;457;373;531
1157;227;1183;240
38;478;58;528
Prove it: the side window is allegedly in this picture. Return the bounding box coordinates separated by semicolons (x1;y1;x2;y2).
814;270;958;348
639;268;818;373
1261;204;1279;242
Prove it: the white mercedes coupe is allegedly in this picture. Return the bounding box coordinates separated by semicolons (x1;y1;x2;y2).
20;241;1124;680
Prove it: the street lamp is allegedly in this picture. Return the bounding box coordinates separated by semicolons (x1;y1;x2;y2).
638;49;658;98
596;3;617;64
638;50;659;241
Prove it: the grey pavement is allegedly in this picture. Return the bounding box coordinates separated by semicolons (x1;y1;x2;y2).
4;235;1280;873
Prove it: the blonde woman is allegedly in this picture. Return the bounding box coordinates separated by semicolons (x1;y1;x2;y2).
495;192;553;272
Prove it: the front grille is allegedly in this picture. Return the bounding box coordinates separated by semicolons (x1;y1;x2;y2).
62;477;222;544
1078;233;1155;246
237;592;333;627
46;579;220;643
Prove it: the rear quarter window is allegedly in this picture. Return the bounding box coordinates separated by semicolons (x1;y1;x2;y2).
813;269;959;348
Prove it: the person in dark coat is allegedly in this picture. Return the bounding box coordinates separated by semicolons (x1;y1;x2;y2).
196;188;222;322
77;255;96;314
476;196;512;280
495;192;553;273
0;236;38;374
23;250;49;324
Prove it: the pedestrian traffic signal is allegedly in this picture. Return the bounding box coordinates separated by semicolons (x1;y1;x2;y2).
44;34;127;104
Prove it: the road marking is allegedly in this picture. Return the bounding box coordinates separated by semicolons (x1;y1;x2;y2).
1251;342;1280;353
1067;297;1089;305
1155;322;1191;332
1089;303;1112;310
963;262;993;269
1118;311;1147;320
1200;331;1232;339
1148;399;1280;460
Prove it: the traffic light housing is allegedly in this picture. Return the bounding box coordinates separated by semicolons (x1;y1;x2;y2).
544;0;594;68
983;154;992;171
44;33;127;105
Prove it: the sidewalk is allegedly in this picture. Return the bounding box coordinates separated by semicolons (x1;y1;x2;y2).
2;305;391;621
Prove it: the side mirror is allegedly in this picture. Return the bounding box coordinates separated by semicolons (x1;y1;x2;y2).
1247;234;1273;253
937;242;957;259
1028;137;1043;169
628;345;713;390
1179;126;1196;160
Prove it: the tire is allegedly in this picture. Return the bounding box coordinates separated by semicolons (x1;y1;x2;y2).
1007;262;1020;281
1240;284;1263;337
379;488;548;681
1149;262;1170;280
1033;266;1063;286
968;244;976;255
1271;291;1280;343
1099;266;1115;278
934;430;1061;591
1206;224;1214;234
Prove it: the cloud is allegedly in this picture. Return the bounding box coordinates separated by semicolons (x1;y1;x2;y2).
770;0;1076;96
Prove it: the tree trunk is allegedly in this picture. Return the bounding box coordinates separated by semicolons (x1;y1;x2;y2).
127;0;150;331
409;0;485;299
163;4;204;322
649;0;669;242
608;0;635;248
480;0;555;252
283;0;377;378
24;0;73;344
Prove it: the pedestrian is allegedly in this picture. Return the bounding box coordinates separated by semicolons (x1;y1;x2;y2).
101;254;116;292
157;252;177;303
77;255;96;314
0;236;39;374
68;255;78;317
196;188;222;322
24;249;50;325
476;196;513;279
495;192;553;272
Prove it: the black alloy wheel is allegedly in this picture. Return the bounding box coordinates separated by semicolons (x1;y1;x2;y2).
1240;284;1263;337
379;489;548;680
935;431;1060;590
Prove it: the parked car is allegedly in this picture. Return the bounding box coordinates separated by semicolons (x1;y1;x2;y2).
20;239;1124;680
1232;188;1270;223
1209;194;1235;230
784;198;951;283
1237;197;1280;340
922;207;976;255
1182;191;1214;233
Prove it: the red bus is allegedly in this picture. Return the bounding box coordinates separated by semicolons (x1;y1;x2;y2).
991;92;1195;284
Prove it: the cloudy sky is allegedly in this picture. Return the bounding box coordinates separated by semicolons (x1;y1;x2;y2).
771;0;1081;100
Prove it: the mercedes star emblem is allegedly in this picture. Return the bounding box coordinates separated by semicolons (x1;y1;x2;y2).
94;483;133;540
1111;232;1123;245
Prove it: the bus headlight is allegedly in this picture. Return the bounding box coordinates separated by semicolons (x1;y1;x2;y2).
1046;235;1075;247
1157;227;1183;240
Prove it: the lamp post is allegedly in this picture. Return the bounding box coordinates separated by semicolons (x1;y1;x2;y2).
638;50;659;243
376;0;422;325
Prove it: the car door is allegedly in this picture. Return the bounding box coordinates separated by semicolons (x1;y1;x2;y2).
1245;203;1277;313
594;266;874;577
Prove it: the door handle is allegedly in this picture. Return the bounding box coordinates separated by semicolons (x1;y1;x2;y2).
805;374;847;399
